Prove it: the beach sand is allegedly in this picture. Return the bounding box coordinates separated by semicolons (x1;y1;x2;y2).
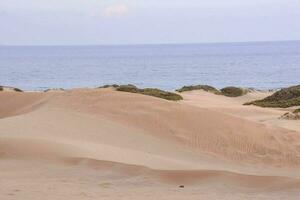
0;88;300;199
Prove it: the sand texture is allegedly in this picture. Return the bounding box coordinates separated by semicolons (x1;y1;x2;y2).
1;88;300;199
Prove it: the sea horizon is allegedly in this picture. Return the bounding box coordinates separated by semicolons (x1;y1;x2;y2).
1;40;300;91
2;39;300;47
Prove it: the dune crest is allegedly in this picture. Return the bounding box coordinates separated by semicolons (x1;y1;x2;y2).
1;89;300;199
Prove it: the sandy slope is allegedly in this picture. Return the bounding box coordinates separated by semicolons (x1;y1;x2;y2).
1;88;300;199
181;90;300;132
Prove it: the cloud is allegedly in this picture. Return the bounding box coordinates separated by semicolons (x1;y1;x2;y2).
103;3;129;17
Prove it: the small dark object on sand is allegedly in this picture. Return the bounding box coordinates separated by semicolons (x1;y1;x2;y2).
179;185;185;188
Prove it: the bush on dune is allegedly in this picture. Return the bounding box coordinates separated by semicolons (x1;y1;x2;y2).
44;88;65;92
116;84;183;101
140;88;183;101
176;85;221;94
98;84;120;89
245;85;300;108
220;87;248;97
116;84;139;93
99;84;254;100
176;85;251;97
13;88;23;92
280;112;300;120
294;108;300;114
0;86;23;92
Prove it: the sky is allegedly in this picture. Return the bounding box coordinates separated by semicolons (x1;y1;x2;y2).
0;0;300;45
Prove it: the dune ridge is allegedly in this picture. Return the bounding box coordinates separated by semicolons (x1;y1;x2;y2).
1;88;300;199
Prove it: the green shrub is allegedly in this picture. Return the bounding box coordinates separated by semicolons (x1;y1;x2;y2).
280;112;300;120
245;85;300;108
98;84;120;89
221;87;248;97
116;84;139;93
116;85;183;101
13;88;23;92
294;108;300;114
176;85;221;94
0;86;23;92
44;88;65;92
140;88;183;101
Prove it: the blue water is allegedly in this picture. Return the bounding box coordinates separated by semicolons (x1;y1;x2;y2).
0;41;300;91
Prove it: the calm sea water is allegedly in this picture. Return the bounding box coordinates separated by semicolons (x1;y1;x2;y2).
0;41;300;91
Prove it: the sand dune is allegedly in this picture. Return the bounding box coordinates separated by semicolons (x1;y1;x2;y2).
1;88;300;199
181;90;300;132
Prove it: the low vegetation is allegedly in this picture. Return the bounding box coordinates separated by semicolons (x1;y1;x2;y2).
220;87;248;97
44;88;65;92
98;84;120;89
245;85;300;108
115;84;138;93
176;85;250;97
294;108;300;114
280;112;300;120
116;84;183;101
176;85;221;94
0;86;23;92
98;83;256;100
14;88;23;92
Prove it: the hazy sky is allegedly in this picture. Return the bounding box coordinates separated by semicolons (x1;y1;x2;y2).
1;0;300;45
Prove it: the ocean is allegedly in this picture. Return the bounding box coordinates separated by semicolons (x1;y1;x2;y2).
0;41;300;91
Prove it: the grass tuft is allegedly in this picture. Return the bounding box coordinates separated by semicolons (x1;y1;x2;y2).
220;87;248;97
116;84;139;93
280;112;300;120
44;88;65;92
176;85;221;94
0;86;23;92
98;84;120;89
116;84;183;101
13;88;23;92
294;108;300;114
245;85;300;108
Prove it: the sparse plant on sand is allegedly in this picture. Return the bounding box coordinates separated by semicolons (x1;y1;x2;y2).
13;88;23;92
176;85;221;94
245;85;300;108
116;84;183;101
220;87;248;97
280;112;300;120
294;108;300;114
44;88;65;92
0;86;23;92
98;84;120;89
